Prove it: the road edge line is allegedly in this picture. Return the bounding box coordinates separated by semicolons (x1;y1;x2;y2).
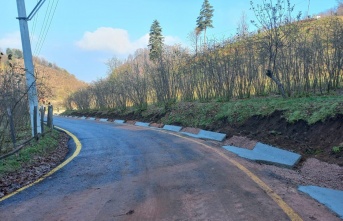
157;129;303;221
0;126;82;203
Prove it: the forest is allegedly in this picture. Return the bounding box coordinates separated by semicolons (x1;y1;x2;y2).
65;0;343;111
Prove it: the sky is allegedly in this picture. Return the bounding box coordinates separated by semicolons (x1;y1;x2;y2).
0;0;339;83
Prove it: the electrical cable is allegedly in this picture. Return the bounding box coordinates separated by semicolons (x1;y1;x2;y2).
29;0;40;43
33;0;53;56
35;0;59;56
33;0;51;55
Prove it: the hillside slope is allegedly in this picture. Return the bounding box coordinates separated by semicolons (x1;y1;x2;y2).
34;62;87;110
1;52;87;110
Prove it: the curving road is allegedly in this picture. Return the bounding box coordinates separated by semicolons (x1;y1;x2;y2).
0;117;293;221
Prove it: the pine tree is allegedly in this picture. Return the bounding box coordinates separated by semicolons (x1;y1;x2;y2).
148;20;164;61
196;0;214;45
6;48;13;56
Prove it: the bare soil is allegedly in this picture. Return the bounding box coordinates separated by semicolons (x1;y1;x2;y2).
224;135;257;150
149;123;164;128
224;136;343;191
216;111;343;166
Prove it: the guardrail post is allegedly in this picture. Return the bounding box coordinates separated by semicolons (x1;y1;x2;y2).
34;105;38;138
40;106;45;135
47;105;53;130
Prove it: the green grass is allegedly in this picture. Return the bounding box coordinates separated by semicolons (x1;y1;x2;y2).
160;102;221;127
0;129;61;176
62;94;343;127
217;95;343;124
332;143;343;154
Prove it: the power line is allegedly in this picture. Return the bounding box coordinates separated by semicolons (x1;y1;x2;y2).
33;0;52;55
33;0;59;56
29;0;39;43
34;0;59;56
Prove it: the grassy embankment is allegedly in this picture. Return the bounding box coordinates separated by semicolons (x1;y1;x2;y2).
0;129;62;176
63;94;343;157
63;95;343;127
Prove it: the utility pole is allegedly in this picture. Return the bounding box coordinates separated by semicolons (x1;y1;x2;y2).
16;0;46;136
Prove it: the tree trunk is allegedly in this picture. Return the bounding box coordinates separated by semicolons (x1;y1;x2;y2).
266;70;287;98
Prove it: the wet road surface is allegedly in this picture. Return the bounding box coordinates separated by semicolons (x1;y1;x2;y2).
0;117;292;220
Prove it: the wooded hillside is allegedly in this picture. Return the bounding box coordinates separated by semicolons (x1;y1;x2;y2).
0;51;86;153
33;58;88;111
65;14;343;111
1;52;87;110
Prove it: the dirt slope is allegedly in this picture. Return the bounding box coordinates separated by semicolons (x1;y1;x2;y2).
217;111;343;166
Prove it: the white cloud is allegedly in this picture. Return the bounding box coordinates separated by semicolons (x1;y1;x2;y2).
0;31;22;50
76;27;182;56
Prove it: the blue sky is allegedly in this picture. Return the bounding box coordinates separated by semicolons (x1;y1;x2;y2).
1;0;338;83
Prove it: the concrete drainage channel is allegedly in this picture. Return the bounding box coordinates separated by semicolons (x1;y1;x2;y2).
67;116;343;219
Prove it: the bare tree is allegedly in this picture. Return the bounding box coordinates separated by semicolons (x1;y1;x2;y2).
250;0;301;98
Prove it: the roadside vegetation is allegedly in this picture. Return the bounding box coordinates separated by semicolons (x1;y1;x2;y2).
63;94;343;127
0;129;62;176
0;50;86;156
63;93;343;166
61;0;343;169
0;129;69;198
217;95;343;125
0;53;32;155
64;1;343;118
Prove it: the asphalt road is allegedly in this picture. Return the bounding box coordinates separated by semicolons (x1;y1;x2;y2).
0;117;292;221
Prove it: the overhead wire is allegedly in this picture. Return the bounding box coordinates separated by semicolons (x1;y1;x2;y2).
29;0;40;43
34;0;59;56
32;0;52;56
34;0;53;56
32;0;59;57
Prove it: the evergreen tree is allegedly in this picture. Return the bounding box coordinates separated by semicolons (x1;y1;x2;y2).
13;49;23;59
6;48;13;56
196;0;214;45
148;20;164;61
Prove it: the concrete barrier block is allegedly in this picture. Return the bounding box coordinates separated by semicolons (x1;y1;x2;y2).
114;119;125;124
298;186;343;219
222;146;257;160
135;122;150;127
198;130;226;142
222;142;301;168
254;142;301;168
163;125;182;132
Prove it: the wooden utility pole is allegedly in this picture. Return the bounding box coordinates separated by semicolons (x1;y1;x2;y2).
16;0;46;136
